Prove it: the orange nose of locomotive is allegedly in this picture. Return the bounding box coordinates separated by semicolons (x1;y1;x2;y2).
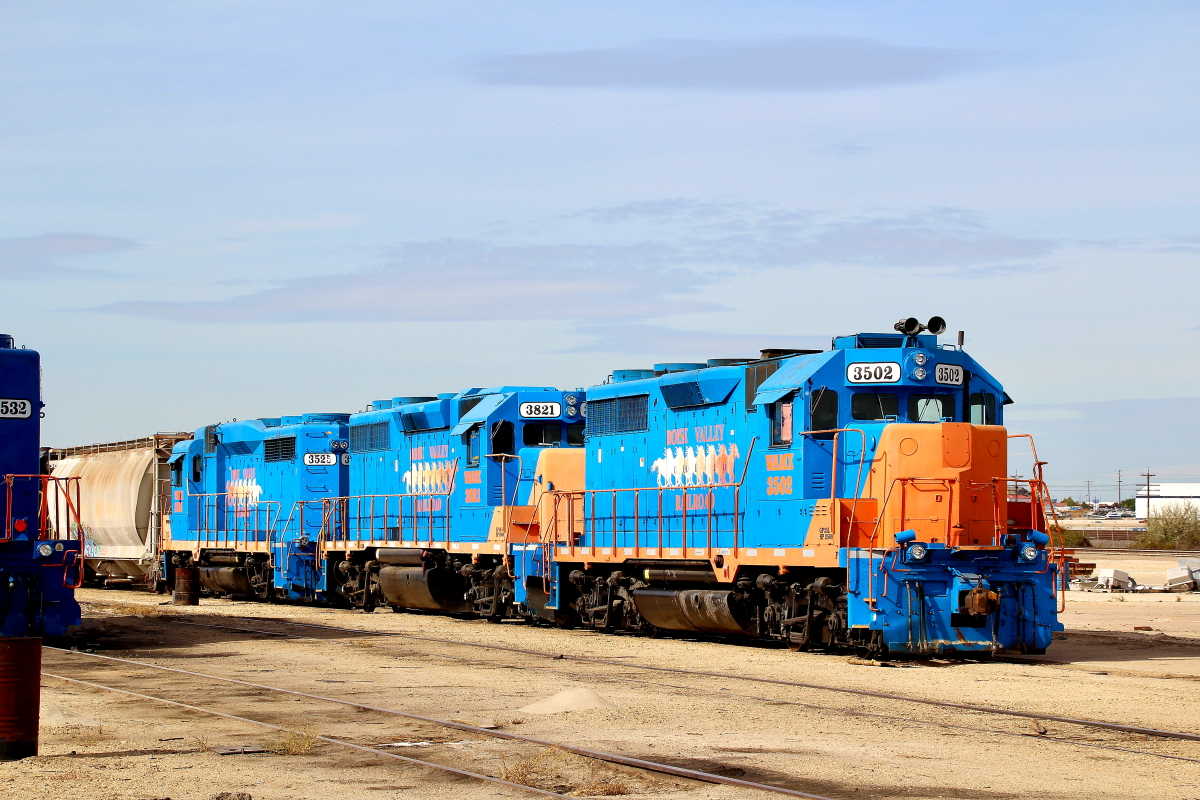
858;421;1013;550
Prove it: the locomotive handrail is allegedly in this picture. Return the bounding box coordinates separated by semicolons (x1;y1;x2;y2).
863;474;1060;609
541;438;758;563
1007;432;1066;611
2;475;87;589
319;458;459;554
188;492;281;549
3;474;86;542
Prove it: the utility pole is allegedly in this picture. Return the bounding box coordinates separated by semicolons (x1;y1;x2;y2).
1141;470;1155;517
1117;470;1122;506
1084;479;1093;507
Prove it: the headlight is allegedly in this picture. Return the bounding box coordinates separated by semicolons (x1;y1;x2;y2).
1019;543;1039;562
36;543;54;558
913;352;928;365
907;543;928;561
912;367;927;380
565;394;577;405
566;406;578;417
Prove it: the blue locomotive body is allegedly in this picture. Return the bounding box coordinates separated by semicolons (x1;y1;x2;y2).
0;335;82;638
322;388;584;614
528;327;1062;655
164;414;349;601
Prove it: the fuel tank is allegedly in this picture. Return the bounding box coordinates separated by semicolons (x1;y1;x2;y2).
198;566;253;595
631;589;758;637
377;566;471;613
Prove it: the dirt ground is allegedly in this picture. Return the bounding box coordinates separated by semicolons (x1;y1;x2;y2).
4;552;1198;800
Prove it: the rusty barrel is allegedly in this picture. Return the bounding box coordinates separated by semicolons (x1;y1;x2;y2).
0;637;42;760
173;567;200;606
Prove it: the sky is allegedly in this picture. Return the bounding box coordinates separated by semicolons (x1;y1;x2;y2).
1;1;1196;499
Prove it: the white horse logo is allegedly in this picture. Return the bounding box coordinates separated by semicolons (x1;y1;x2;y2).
650;443;740;486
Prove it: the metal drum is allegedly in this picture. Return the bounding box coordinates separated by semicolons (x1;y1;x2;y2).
0;637;41;760
173;567;200;605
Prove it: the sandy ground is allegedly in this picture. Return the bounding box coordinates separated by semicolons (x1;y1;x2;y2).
4;552;1198;800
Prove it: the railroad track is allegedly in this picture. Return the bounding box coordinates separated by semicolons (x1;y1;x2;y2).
1061;548;1200;557
154;617;1200;765
162;610;1200;745
43;647;837;800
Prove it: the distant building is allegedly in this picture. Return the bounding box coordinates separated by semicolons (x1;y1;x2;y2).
1135;483;1200;519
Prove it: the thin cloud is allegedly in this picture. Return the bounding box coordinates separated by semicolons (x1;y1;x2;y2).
472;37;987;92
94;239;726;323
0;233;137;279
94;203;1058;324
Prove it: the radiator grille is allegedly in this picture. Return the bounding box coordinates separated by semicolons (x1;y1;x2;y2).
264;437;296;463
587;395;649;436
350;422;390;452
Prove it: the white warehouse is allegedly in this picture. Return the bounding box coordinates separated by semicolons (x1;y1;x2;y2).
1136;483;1200;520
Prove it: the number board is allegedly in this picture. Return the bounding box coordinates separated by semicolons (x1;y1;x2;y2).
519;402;561;418
935;364;964;385
846;363;901;384
0;398;32;419
303;452;338;466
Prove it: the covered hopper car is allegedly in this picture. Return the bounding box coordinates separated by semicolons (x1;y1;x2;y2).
47;433;190;589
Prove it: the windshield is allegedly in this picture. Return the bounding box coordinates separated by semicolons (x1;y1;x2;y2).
908;394;955;422
851;392;899;420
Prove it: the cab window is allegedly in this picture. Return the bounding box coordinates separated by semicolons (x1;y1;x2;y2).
522;422;560;447
490;420;515;456
191;455;202;483
566;421;585;446
465;425;481;466
851;392;899;421
809;388;838;440
909;395;955;422
171;460;183;486
770;397;793;447
969;393;996;425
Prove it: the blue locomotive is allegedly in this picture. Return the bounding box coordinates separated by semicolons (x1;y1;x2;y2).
523;318;1063;655
322;388;584;615
0;334;83;638
163;414;349;601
